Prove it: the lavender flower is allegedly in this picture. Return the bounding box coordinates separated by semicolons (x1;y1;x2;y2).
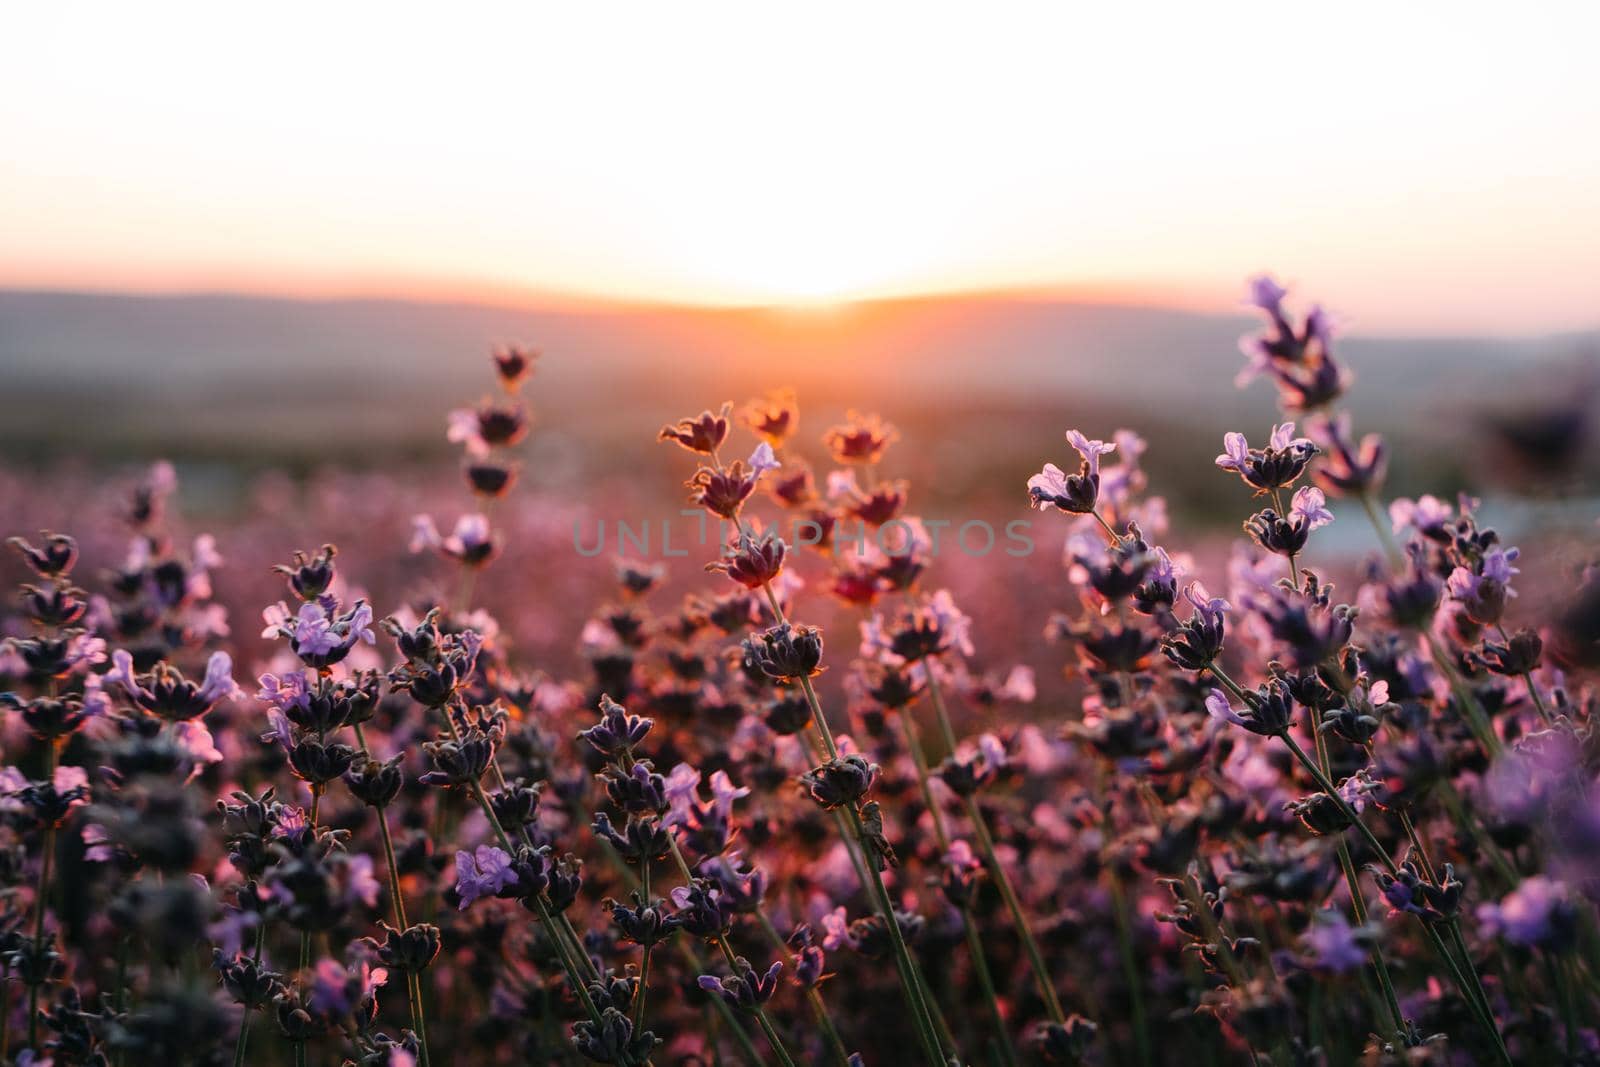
454;845;519;908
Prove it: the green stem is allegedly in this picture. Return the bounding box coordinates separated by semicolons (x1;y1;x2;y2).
27;738;60;1051
231;925;268;1067
352;723;431;1067
633;861;653;1031
842;805;947;1067
962;796;1065;1024
1313;716;1404;1034
1420;922;1511;1065
760;577;943;1065
1108;872;1152;1067
891;704;1015;1065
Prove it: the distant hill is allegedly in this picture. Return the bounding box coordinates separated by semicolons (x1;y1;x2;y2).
1;289;1593;485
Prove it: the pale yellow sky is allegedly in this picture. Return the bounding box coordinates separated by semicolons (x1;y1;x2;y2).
3;2;1598;333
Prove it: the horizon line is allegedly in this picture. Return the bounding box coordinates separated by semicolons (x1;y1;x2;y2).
4;276;1598;343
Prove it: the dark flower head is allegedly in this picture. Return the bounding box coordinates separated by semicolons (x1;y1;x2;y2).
491;344;537;390
6;629;106;681
288;738;359;785
687;445;780;521
106;648;239;722
601;761;668;816
382;609;444;664
1204;681;1295;737
1319;678;1394;746
697;956;783;1012
580;694;653;759
490;777;544;834
607;891;683;947
1161;584;1229;671
590;812;671;863
1447;546;1520;626
465;460;518;498
6;693;93;741
1215;422;1320;493
449;400;528;456
1476;627;1542;677
934;734;1007;797
707;526;786;590
1310;412;1387;496
1368;860;1463;924
670;878;734;939
273;545;338;602
261;597;375;670
823;411;897;465
760;692;814;735
741;388;799;446
17;581;88;628
743;623;824;681
214;950;286;1008
1028;430;1115;515
1028;1016;1099;1064
8;532;78;577
1237;276;1350;410
1243;487;1332;558
856;660;924;710
419;726;500;788
573;1006;656;1064
369;921;442;973
659;403;732;455
1073;536;1156;603
844;480;909;528
860;591;972;665
615;560;666;598
768;464;817;508
1257;581;1356;669
387;628;483;707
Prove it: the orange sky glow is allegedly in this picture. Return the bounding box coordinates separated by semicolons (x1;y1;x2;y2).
3;3;1599;334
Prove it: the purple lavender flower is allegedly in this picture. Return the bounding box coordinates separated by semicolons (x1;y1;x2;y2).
1447;546;1520;626
411;513;497;566
261;597;375;669
309;957;389;1020
105;648;239;721
1204;683;1294;736
1290;486;1334;530
698;957;784;1012
1476;876;1575;948
1029;430;1116;515
1389;494;1454;539
1301;910;1371;974
454;845;519;909
1310;412;1387;496
1215;423;1320;492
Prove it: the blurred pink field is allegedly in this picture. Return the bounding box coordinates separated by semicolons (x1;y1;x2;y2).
1;279;1598;1067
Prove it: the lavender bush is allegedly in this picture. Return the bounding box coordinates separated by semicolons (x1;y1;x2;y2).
2;282;1597;1066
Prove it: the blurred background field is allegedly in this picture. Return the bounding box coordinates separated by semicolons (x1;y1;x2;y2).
4;285;1597;690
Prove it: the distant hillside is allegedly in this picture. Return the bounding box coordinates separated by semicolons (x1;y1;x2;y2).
1;289;1593;482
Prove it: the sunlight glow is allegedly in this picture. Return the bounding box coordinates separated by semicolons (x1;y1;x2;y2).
2;2;1599;331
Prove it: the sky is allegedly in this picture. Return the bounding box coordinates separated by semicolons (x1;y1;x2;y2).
3;2;1599;334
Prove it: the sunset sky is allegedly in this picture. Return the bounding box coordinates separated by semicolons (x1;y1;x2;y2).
4;3;1598;334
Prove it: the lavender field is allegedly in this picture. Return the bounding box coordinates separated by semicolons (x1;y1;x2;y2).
2;275;1598;1067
